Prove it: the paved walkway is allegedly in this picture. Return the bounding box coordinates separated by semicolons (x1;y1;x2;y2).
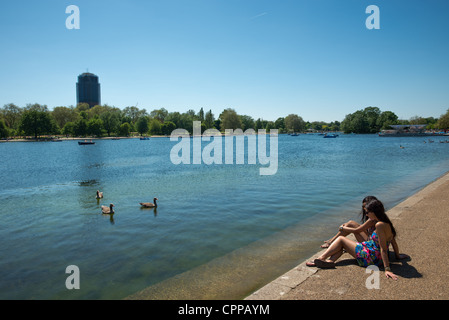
246;172;449;300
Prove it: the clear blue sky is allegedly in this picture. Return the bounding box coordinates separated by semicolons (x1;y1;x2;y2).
1;0;448;123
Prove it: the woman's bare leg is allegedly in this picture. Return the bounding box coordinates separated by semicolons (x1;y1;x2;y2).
317;236;358;263
322;220;361;248
354;231;369;243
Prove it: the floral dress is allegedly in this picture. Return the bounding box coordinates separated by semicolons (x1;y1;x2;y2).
355;231;389;267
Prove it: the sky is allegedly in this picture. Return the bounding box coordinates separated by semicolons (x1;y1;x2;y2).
0;0;448;123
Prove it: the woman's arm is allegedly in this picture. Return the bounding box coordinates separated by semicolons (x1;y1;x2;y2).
391;238;409;260
391;238;400;259
376;222;398;280
341;219;375;234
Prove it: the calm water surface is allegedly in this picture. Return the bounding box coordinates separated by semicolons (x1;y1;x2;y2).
1;134;448;299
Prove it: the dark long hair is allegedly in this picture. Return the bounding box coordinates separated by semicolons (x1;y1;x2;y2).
365;199;397;238
360;196;378;223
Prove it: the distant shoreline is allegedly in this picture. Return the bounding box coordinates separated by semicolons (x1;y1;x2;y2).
0;136;170;143
0;131;290;143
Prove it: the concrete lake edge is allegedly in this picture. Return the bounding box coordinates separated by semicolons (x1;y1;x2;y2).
245;170;449;300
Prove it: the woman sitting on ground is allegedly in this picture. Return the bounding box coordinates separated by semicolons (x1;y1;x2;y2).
307;199;409;280
321;196;378;248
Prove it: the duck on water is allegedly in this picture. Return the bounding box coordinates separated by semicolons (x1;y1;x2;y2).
96;190;103;199
101;203;114;214
140;198;158;208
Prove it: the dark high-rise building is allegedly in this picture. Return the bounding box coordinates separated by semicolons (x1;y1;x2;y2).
76;72;101;108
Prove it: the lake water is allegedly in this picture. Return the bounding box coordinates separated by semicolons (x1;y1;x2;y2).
1;134;448;299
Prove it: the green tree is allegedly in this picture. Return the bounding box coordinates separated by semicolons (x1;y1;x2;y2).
198;108;205;122
265;121;275;131
328;121;341;132
341;113;354;133
118;122;131;136
87;105;108;120
19;108;53;139
136;116;149;136
79;110;89;120
87;118;103;137
274;117;285;132
179;112;195;134
437;109;449;129
423;117;438;129
219;108;242;130
342;107;398;133
255;118;263;130
161;121;176;135
310;121;325;131
1;103;22;131
25;103;49;113
0;119;9;138
240;115;255;130
351;111;369;133
150;108;169;123
214;119;221;131
74;118;88;136
52;106;79;130
407;115;437;129
363;107;382;133
100;109;120;137
284;114;305;133
342;110;372;133
204;110;215;129
75;103;90;112
148;118;162;135
186;109;197;119
409;116;426;125
165;112;182;128
123;106;147;124
62;122;75;136
377;111;398;130
341;110;366;133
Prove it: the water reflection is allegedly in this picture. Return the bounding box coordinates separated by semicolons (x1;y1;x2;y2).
102;212;115;225
86;163;105;169
76;139;105;186
75;141;107;217
78;179;99;187
140;206;158;217
77;180;103;211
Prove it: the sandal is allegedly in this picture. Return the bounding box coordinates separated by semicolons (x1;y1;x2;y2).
313;259;336;269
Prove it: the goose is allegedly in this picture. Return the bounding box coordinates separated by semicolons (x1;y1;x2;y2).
140;198;158;208
102;203;114;214
96;190;103;199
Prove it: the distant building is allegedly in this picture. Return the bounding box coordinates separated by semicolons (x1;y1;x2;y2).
379;124;428;137
76;72;101;108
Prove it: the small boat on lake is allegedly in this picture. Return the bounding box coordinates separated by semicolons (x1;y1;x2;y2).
78;140;95;145
323;134;339;138
140;137;150;140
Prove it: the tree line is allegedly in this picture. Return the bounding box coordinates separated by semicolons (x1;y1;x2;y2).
0;102;448;139
340;106;447;134
0;102;332;139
